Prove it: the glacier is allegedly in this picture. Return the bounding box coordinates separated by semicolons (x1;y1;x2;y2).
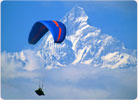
2;6;137;70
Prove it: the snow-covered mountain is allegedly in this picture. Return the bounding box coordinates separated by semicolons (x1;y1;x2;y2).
6;6;137;70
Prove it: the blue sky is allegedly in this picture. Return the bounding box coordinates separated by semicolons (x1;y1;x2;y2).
2;1;137;52
1;1;137;99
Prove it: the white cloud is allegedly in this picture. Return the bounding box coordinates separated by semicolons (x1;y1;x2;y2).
22;49;43;71
1;50;41;79
1;51;137;99
43;65;136;99
44;85;110;99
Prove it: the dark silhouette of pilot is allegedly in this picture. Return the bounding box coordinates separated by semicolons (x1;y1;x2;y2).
35;84;45;96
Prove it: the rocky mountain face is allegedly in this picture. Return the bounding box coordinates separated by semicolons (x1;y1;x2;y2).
6;6;137;70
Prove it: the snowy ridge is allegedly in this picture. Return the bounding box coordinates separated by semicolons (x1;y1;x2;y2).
5;6;137;70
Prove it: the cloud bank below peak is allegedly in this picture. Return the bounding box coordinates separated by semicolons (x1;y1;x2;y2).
2;64;137;99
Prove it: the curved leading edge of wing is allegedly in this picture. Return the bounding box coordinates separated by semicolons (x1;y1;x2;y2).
28;20;66;44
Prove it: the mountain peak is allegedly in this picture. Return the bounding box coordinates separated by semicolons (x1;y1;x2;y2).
70;6;86;16
38;6;136;69
62;6;88;23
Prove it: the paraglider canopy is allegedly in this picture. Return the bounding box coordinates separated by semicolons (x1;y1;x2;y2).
28;20;66;44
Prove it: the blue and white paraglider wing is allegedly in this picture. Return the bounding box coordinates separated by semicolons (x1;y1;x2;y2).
28;20;66;44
